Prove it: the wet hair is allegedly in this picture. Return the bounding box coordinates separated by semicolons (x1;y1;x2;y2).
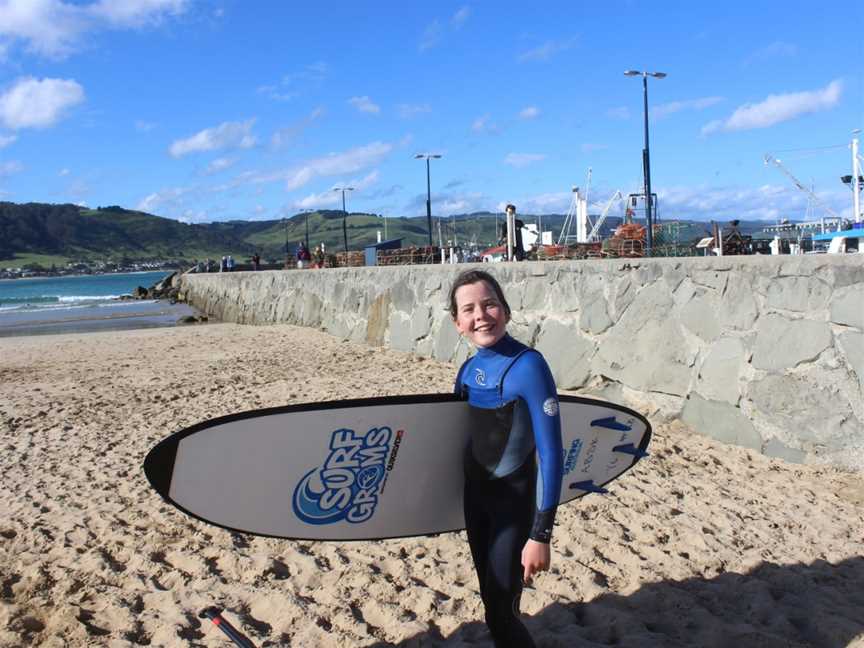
448;269;511;320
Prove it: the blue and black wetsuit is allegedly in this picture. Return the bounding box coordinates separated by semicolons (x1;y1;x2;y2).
455;334;563;648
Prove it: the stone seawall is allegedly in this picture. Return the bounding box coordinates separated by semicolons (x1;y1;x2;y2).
180;255;864;470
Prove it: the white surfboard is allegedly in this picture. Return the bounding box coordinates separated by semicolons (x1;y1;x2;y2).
144;394;651;540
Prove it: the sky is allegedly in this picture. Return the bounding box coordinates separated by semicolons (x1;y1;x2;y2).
0;0;862;225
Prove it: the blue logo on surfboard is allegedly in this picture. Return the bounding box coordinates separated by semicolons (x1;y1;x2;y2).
293;426;397;525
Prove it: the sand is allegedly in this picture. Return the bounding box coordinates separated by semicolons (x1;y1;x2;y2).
1;322;863;648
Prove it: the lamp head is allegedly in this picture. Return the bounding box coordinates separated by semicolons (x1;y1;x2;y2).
624;70;641;76
650;72;667;79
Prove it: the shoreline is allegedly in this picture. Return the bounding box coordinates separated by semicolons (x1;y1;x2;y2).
0;269;178;282
0;299;203;337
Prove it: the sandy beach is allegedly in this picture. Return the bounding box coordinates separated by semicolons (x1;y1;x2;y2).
1;322;863;648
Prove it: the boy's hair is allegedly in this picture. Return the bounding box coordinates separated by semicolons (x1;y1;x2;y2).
448;269;511;320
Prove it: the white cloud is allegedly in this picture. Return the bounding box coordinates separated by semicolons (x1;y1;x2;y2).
203;157;235;175
0;77;85;129
651;96;724;120
284;142;391;191
581;143;608;153
504;153;546;168
498;192;571;214
257;84;297;102
0;0;188;59
517;37;576;63
169;119;257;157
0;160;23;177
744;41;797;66
419;19;442;51
397;103;431;119
293;170;380;209
606;106;630;120
471;114;499;134
348;96;380;115
702;79;842;135
271;106;324;150
659;184;807;220
0;133;17;148
136;185;191;214
451;6;470;29
59;167;70;176
88;0;187;26
518;106;540;120
134;119;157;132
259;62;330;102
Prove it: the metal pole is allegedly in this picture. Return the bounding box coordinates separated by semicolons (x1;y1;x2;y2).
853;133;861;224
341;190;348;252
642;73;654;255
284;218;289;269
426;158;433;247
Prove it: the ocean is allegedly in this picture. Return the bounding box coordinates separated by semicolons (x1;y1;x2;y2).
0;271;201;337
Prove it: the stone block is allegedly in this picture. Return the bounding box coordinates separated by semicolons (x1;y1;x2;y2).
681;393;761;450
751;314;831;371
535;319;595;389
390;281;416;313
591;281;694;396
579;293;613;335
365;292;390;346
508;319;539;347
692;269;728;292
389;311;414;352
748;373;859;448
611;277;635;321
433;315;462;363
762;438;807;464
520;275;549;310
830;284;864;330
718;274;758;331
837;331;864;391
679;291;721;342
765;276;831;312
696;337;744;404
410;305;433;341
545;279;579;313
661;262;687;292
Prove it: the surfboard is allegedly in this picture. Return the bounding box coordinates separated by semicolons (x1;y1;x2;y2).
144;394;651;541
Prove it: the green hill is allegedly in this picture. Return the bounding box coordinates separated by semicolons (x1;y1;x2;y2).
0;200;773;269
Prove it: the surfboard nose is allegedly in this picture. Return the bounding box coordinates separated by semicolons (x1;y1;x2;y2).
143;436;179;499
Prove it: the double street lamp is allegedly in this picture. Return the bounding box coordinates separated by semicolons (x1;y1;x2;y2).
415;153;442;247
333;186;354;252
624;69;666;255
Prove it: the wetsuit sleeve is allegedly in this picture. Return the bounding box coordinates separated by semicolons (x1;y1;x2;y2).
506;351;563;543
454;358;470;398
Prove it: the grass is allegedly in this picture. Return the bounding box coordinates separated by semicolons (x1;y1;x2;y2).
0;253;73;270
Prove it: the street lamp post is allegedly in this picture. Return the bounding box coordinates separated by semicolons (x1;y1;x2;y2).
283;217;289;269
624;69;666;256
302;209;311;249
415;154;442;247
333;187;354;252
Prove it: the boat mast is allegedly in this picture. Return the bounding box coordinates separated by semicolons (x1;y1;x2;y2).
852;130;862;224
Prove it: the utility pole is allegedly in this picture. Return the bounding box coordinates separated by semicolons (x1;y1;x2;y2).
333;187;354;252
853;130;862;223
625;69;666;256
415;154;442;247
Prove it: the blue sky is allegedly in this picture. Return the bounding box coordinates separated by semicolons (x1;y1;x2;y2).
0;1;861;224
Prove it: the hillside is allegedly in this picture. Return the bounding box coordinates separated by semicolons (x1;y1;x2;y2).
0;201;772;268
